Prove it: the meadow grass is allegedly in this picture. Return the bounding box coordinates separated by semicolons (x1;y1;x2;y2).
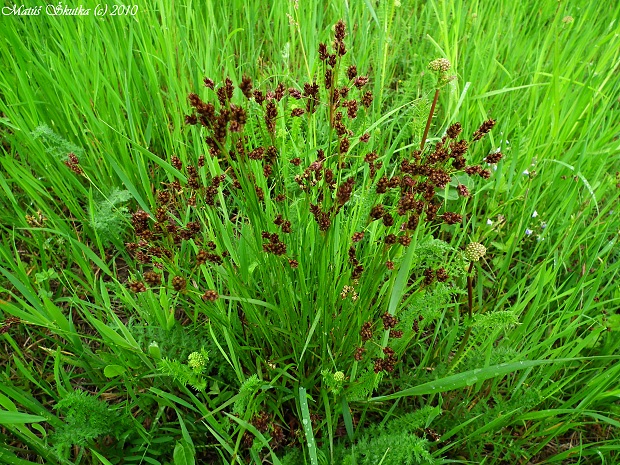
1;1;619;464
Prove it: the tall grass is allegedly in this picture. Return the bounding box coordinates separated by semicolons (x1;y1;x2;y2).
1;1;619;463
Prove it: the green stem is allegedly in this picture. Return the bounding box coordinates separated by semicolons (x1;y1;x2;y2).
449;261;476;371
449;326;472;372
467;261;474;318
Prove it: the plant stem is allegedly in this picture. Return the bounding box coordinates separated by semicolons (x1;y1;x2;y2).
467;261;474;318
421;88;440;151
448;261;476;372
449;326;472;372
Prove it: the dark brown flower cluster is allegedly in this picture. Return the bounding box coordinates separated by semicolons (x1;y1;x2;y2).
362;117;501;252
262;231;287;256
123;150;238;297
457;184;470;197
472;119;496;141
351;232;364;242
265;100;278;134
172;276;186;291
436;267;449;282
131;210;150;235
381;312;398;330
274;214;292;233
239;75;253;99
484;151;504;164
316;20;372;160
422;267;450;286
64;152;84;176
0;317;20;335
188;77;296;157
356;310;406;369
374;347;397;373
202;290;219;301
447;122;462;139
143;271;162;286
196;249;223;266
423;267;435;285
336;177;355;205
351;263;364;280
309;203;331;231
360;321;373;342
442;212;463;225
129;280;147;293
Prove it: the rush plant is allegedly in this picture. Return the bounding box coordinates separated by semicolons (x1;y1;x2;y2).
3;2;618;464
118;20;502;461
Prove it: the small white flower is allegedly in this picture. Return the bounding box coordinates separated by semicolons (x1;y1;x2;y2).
532;211;538;218
486;218;493;225
523;170;530;175
540;222;547;229
525;228;533;236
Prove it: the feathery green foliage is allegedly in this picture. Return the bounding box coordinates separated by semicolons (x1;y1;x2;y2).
51;391;129;457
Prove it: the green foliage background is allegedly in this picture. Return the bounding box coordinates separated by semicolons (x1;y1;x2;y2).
0;1;619;464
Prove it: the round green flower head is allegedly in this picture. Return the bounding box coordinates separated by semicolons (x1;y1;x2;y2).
465;242;486;262
428;58;451;73
188;351;207;371
334;371;345;383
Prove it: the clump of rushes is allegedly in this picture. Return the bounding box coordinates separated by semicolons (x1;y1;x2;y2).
119;19;501;458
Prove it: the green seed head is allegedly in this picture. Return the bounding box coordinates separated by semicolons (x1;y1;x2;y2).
188;352;206;370
465;242;486;262
334;371;345;383
428;58;451;73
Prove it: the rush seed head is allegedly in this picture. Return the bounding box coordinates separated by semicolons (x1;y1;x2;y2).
202;290;219;301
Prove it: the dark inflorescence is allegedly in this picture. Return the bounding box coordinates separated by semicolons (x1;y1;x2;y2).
117;21;502;421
